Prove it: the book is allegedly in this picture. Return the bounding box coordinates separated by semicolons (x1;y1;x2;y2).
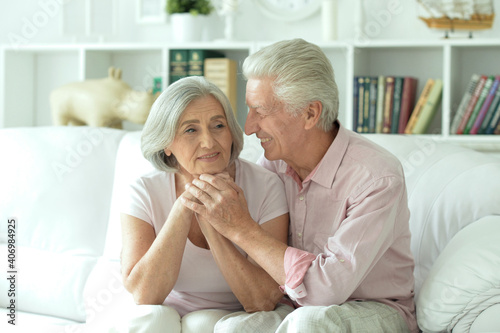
411;79;443;134
356;77;365;133
450;74;480;134
169;49;188;84
470;76;500;134
398;77;418;133
363;77;371;133
456;75;488;134
368;77;378;133
390;77;404;133
204;58;238;115
405;78;435;134
485;99;500;134
382;76;395;133
463;76;495;134
375;75;385;133
479;85;500;134
353;77;359;132
188;50;224;76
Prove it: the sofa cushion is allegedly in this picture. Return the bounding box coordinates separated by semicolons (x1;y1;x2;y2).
365;135;500;297
0;126;126;321
416;215;500;333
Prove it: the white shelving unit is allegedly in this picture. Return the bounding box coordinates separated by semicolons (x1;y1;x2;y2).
1;39;500;150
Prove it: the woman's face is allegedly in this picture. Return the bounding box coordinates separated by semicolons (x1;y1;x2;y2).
165;95;233;178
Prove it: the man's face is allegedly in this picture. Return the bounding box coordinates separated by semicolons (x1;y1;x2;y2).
245;78;304;162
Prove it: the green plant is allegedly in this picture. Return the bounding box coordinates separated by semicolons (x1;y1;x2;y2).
166;0;213;15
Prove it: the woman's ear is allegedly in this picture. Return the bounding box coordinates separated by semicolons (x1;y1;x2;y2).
304;101;322;130
164;148;172;157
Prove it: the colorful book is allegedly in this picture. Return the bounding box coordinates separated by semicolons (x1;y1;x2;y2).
463;76;494;134
479;86;500;134
485;100;500;134
353;77;359;132
382;76;395;133
363;77;371;133
450;74;480;134
470;76;500;134
405;78;435;134
204;58;238;115
375;75;385;133
356;77;365;133
368;77;378;133
412;79;443;134
390;77;404;133
187;50;224;76
456;75;488;134
398;77;418;133
169;49;188;84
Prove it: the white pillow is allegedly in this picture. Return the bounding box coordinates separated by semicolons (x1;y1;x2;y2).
416;216;500;333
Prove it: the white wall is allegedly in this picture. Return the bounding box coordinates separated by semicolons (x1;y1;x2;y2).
1;0;499;47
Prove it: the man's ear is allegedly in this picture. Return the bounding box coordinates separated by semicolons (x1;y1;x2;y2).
304;101;322;130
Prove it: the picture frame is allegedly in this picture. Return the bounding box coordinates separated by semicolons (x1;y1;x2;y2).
136;0;167;25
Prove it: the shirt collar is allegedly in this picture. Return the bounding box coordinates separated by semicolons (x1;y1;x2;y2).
285;121;349;189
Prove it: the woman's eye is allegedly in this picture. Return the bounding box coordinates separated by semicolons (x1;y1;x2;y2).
215;123;225;129
184;128;195;133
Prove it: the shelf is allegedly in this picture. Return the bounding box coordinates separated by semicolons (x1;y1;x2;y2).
1;40;499;150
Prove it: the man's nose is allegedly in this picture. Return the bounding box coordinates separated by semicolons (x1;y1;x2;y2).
245;109;259;135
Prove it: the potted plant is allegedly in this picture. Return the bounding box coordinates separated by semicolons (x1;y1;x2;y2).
166;0;213;16
166;0;214;42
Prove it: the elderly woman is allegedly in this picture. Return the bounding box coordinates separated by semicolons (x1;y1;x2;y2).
118;76;289;332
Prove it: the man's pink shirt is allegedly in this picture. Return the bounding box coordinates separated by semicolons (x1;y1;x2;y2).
258;122;417;332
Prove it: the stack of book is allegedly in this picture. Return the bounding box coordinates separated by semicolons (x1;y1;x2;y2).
450;74;500;135
353;76;443;135
169;49;238;115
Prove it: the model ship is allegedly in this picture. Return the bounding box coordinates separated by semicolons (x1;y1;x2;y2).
417;0;494;36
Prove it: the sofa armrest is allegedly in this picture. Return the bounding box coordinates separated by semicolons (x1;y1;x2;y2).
416;215;500;333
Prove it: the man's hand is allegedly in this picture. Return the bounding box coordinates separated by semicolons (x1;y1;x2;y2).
180;173;252;239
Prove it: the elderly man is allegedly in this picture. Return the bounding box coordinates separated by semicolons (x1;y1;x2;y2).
182;38;417;333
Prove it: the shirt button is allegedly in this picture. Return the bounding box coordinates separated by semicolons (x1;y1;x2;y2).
299;195;304;201
297;232;302;238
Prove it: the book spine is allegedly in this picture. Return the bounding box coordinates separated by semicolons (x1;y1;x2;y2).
368;77;378;133
391;77;404;133
169;49;188;84
485;100;500;134
357;77;365;133
382;76;395;134
412;79;443;134
353;77;359;132
404;78;435;134
375;75;385;133
450;74;480;134
204;58;238;115
456;75;488;134
188;50;224;76
398;77;418;134
363;77;371;133
480;87;500;134
463;76;494;134
470;76;500;135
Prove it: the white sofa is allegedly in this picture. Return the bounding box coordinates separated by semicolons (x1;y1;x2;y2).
1;126;499;333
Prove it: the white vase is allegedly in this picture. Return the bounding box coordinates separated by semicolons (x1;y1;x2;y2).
170;13;206;42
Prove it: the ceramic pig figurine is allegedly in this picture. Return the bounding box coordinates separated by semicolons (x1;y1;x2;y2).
50;67;159;128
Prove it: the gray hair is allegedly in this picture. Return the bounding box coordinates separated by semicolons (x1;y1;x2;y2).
242;38;339;132
141;76;243;173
